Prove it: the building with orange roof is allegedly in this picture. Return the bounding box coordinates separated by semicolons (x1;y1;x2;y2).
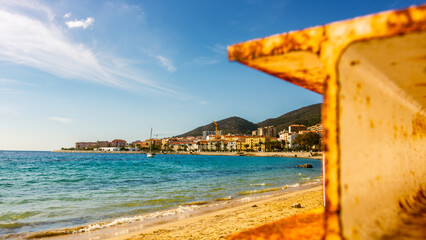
111;139;127;147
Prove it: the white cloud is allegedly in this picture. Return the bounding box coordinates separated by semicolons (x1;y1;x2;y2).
0;2;177;95
63;12;71;18
48;117;73;123
65;17;94;29
156;55;176;72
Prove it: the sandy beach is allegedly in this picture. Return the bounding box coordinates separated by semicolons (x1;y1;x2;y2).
18;184;324;240
113;185;324;240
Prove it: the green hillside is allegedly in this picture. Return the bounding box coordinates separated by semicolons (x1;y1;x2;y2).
258;103;322;132
176;116;258;137
176;103;322;137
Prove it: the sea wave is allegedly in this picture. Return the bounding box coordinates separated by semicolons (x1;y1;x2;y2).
213;196;232;201
283;183;300;189
75;205;201;233
250;183;266;186
0;211;40;221
0;222;25;229
237;187;280;196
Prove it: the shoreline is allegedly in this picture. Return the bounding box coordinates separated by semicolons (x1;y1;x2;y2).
9;181;323;240
52;150;323;160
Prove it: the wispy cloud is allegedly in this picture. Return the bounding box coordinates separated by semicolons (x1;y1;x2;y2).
65;17;94;29
63;12;71;18
156;55;176;72
0;2;177;95
48;117;73;123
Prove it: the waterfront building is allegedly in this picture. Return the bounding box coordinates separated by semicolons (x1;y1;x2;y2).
142;138;162;148
244;136;270;152
308;123;323;132
111;139;127;147
75;142;98;150
202;130;222;140
99;147;120;151
97;141;110;147
287;134;299;148
288;124;306;133
256;126;277;137
278;130;289;141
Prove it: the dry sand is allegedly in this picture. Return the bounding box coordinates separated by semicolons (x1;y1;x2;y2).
114;186;324;240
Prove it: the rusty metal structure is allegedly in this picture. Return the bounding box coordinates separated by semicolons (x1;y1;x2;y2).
227;4;426;240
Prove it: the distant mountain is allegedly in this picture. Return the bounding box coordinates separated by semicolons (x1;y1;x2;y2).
176;103;322;137
258;103;322;132
176;116;258;137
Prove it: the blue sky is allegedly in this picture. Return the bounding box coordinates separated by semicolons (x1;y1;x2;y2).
0;0;424;150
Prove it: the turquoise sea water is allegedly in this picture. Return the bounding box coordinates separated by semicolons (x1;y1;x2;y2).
0;151;322;235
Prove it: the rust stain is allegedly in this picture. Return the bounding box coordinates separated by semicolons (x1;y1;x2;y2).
370;120;375;129
350;60;360;66
356;82;362;91
414;82;426;87
412;111;426;138
382;186;426;239
351;227;360;239
366;96;371;107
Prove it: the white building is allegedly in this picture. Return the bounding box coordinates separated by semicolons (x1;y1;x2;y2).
287;134;299;148
99;147;120;151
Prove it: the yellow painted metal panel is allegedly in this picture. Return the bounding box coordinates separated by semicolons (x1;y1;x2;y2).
228;4;426;240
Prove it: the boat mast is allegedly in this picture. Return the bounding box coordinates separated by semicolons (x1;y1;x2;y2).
149;128;153;154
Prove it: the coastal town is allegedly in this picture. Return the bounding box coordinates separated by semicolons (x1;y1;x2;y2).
66;123;323;153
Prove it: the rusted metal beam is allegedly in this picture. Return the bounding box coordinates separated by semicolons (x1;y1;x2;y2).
228;4;426;240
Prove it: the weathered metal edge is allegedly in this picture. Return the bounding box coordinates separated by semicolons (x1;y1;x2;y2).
227;4;426;240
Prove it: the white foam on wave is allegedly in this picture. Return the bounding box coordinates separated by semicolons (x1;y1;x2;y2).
75;205;200;233
301;177;310;180
250;183;266;186
283;183;300;189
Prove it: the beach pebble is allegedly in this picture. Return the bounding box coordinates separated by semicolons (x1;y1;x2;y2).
251;204;258;207
291;203;302;208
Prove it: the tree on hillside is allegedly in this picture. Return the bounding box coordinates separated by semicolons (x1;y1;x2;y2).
293;132;321;151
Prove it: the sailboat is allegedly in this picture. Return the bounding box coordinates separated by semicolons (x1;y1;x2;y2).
147;128;155;158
